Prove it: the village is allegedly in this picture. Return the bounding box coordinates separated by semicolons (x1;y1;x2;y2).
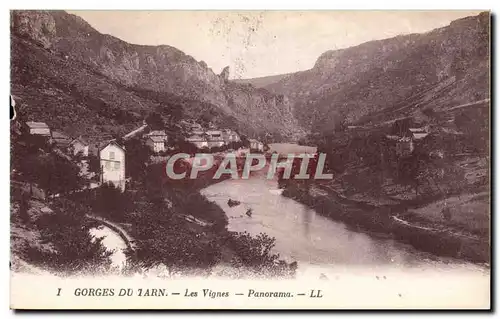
10;110;447;201
10;113;300;280
11;117;267;196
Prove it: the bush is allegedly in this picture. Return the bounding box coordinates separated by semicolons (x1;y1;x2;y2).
228;231;295;278
132;221;222;275
91;183;134;222
18;153;84;197
21;198;112;275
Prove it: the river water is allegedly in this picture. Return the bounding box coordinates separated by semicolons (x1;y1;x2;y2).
201;143;489;278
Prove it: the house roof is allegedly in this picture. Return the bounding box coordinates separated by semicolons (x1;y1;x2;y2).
149;136;166;143
26;121;49;129
385;135;400;141
51;131;70;140
186;135;207;142
51;131;72;148
191;129;205;135
148;130;167;136
101;140;125;151
413;133;429;140
206;130;222;135
226;131;239;135
90;139;125;156
207;135;223;141
409;128;427;133
70;136;89;146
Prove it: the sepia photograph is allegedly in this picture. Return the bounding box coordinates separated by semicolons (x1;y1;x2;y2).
9;8;491;310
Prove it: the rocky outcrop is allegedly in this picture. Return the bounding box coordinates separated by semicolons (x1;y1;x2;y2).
220;66;230;82
11;10;303;140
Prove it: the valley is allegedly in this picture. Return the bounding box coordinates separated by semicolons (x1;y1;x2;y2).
10;10;490;280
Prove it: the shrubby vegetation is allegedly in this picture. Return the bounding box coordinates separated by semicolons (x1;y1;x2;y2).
63;162;296;278
227;231;296;278
19;198;113;276
15;151;85;197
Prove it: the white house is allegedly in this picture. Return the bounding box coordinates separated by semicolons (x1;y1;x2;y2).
69;137;89;157
191;129;205;136
146;136;166;153
409;127;430;141
99;140;126;192
50;131;72;150
206;130;225;148
24;121;51;137
249;139;264;152
222;129;240;144
186;134;208;149
145;130;168;153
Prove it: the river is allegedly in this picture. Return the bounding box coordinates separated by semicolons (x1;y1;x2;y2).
201;143;489;278
89;143;488;280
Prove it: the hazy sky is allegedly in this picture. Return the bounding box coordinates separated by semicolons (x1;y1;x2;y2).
69;10;482;79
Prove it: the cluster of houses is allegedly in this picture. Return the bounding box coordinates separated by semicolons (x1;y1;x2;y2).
385;118;430;158
22;121;90;158
184;122;242;150
129;121;263;154
19;121;126;192
18;120;267;194
182;121;265;152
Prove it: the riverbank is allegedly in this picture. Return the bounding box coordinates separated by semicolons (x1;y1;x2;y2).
280;181;489;265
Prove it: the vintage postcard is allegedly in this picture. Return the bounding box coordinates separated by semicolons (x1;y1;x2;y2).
10;10;490;310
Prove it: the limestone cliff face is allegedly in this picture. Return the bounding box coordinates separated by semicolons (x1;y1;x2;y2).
220;66;230;82
263;12;490;131
11;10;302;140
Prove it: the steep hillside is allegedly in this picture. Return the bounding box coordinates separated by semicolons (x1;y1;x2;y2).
11;35;233;141
263;12;490;133
11;10;303;141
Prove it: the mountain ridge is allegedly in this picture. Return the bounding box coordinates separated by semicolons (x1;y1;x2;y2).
245;11;489;132
11;10;304;141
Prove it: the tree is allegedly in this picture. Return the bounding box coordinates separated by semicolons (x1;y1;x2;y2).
88;154;100;176
125;138;152;182
240;135;250;148
175;140;198;155
91;183;132;221
228;231;294;277
19;153;83;197
145;111;165;130
166;104;184;126
230;231;279;268
133;221;222;275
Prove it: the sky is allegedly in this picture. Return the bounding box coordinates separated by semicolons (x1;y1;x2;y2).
69;10;482;79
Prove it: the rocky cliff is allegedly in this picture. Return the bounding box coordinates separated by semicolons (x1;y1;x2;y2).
262;12;490;133
11;10;303;140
